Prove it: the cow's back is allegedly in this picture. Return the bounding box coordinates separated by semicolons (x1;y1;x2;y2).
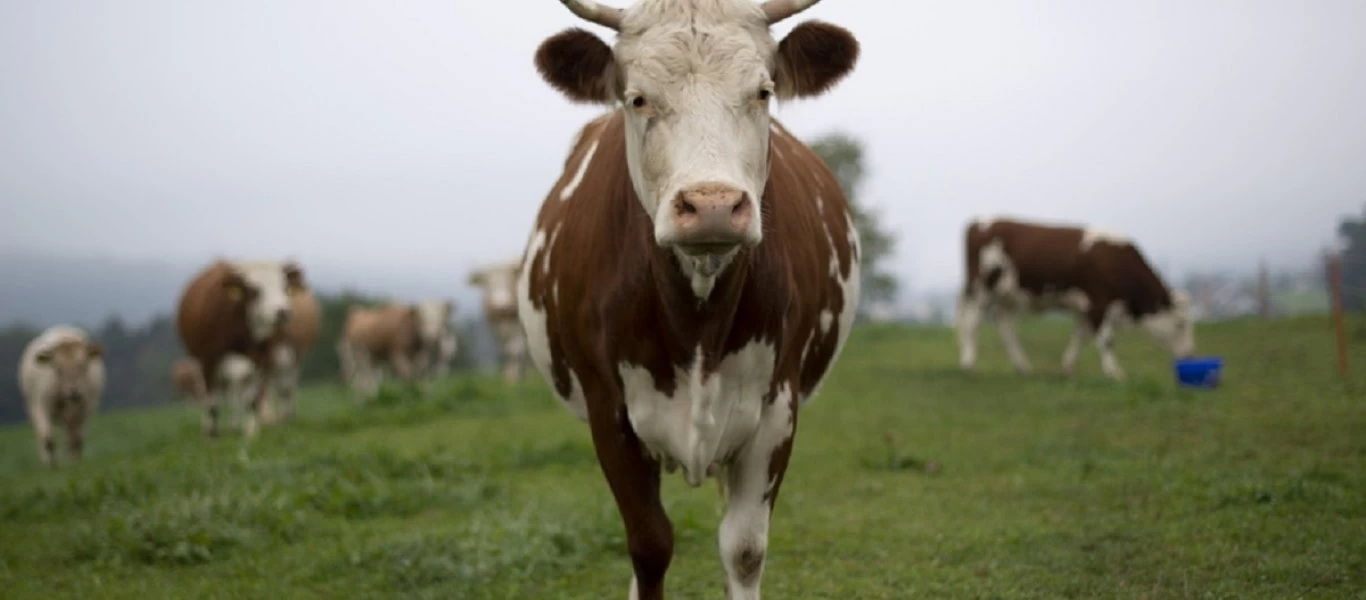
344;305;416;356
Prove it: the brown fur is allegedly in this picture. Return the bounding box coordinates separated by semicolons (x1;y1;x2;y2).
340;304;424;380
175;260;308;437
774;21;861;100
523;110;857;597
962;218;1175;329
535;28;617;104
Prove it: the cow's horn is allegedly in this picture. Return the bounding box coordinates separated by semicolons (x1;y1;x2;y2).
558;0;623;30
761;0;825;24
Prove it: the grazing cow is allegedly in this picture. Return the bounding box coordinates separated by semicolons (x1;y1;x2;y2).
956;216;1196;380
518;1;860;597
468;260;527;383
176;259;308;438
338;300;452;397
262;288;322;423
18;326;104;466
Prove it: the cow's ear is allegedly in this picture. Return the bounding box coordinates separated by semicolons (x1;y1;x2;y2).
774;21;859;100
222;272;247;303
86;343;103;360
34;350;54;365
535;28;618;104
284;262;306;293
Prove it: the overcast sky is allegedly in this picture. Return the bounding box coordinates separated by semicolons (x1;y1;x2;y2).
2;0;1364;297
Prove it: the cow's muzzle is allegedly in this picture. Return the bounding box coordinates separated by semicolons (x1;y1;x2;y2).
669;184;755;255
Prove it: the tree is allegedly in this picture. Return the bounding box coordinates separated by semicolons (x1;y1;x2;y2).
1339;205;1366;311
808;132;899;311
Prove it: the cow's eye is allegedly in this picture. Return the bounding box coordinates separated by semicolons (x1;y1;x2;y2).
758;89;772;101
631;96;647;108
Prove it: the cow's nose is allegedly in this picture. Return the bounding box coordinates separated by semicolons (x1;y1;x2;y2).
671;184;753;253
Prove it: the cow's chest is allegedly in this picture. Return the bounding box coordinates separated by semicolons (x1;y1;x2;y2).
618;341;777;487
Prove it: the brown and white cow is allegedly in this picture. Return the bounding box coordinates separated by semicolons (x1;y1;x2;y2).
468;260;527;383
338;299;452;398
19;325;105;466
518;1;860;597
176;259;308;438
956;216;1196;380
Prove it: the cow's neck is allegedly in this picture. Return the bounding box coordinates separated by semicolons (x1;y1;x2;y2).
648;246;752;367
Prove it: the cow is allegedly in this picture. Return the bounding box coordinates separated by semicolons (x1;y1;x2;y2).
468;260;527;383
176;259;308;438
18;325;105;466
338;299;453;398
955;216;1196;380
517;1;860;597
261;288;322;424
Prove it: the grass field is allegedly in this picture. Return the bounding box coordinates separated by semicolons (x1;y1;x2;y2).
2;316;1364;599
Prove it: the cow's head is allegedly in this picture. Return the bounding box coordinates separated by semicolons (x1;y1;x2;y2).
469;262;522;313
1141;290;1196;358
414;299;455;344
34;340;103;406
536;0;858;268
223;260;307;343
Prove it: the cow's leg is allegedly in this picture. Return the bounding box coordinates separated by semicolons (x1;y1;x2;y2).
65;415;86;463
956;292;985;370
718;389;799;600
1087;306;1126;380
994;308;1033;374
1061;316;1091;376
27;402;56;466
272;353;299;423
588;399;672;600
242;374;271;439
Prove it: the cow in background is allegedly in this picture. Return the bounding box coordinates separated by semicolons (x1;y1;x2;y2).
18;325;105;466
338;299;452;398
469;260;527;383
176;259;308;438
956;216;1196;380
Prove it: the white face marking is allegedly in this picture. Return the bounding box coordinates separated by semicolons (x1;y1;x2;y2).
819;310;833;334
1080;227;1132;250
473;262;520;311
617;1;775;248
619;341;775;487
1141;291;1196;357
229;261;294;343
413;300;452;344
559;140;599;201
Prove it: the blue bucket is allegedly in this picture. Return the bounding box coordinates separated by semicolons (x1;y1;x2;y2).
1174;357;1223;388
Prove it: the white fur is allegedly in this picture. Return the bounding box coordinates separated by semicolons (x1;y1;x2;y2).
228;260;294;343
518;228;588;419
616;0;776;249
18;325;104;466
718;381;794;600
619;341;775;488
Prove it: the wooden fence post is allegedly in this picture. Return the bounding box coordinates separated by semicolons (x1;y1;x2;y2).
1327;253;1348;377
